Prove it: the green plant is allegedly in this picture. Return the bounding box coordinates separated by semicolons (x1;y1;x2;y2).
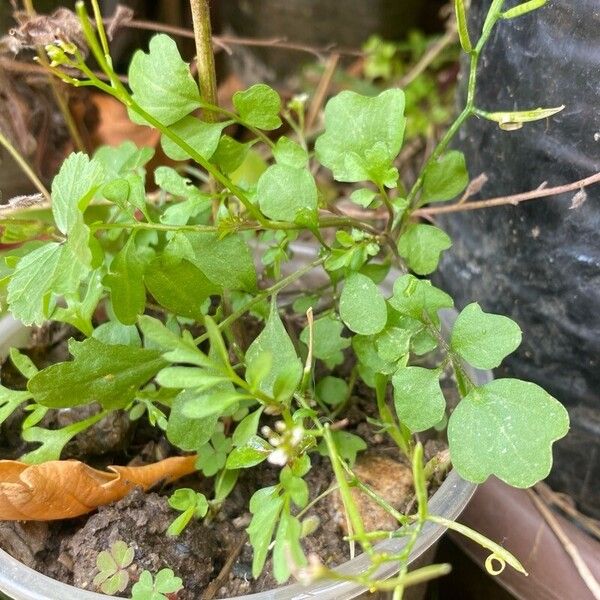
93;540;134;595
0;0;572;597
131;568;183;600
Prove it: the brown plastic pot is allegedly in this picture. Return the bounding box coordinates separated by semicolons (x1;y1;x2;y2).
454;478;600;600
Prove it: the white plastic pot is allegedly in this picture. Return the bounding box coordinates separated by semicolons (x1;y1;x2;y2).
0;245;490;599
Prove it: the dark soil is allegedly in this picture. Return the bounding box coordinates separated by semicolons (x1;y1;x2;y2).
0;323;452;599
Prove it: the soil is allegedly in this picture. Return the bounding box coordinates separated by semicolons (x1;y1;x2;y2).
0;322;453;599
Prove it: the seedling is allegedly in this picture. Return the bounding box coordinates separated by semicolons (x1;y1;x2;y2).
131;568;183;600
166;488;209;536
93;540;134;595
0;0;572;597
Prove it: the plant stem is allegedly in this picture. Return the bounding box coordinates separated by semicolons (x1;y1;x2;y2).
189;0;219;123
0;129;50;201
401;0;506;217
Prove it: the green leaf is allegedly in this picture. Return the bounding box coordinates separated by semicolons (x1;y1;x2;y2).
300;314;350;368
247;487;284;577
388;274;453;325
339;272;387;335
131;569;183;600
51;152;104;235
154;166;207;202
350;188;377;208
9;348;38;379
316;376;348;406
28;338;166;410
273;512;305;584
421;150;469;203
232;407;264;447
156;366;229;390
226;436;272;469
397;224;452;275
184;232;257;292
451;303;522;369
145;256;219;320
256;164;318;223
181;389;247;419
233;84;282;130
0;386;32;427
93;321;142;347
6;242;88;326
210;135;252;174
392;367;446;432
138;315;211;367
246;299;302;397
104;236;146;325
161;116;227;161
94;141;154;180
315;89;405;183
21;410;106;463
273;136;308;168
166;389;219;451
317;430;366;466
128;34;201;126
448;379;569;487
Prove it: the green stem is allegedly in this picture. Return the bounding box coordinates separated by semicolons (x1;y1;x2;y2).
375;374;412;457
323;424;372;554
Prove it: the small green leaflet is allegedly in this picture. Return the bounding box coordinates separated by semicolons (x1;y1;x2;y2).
94;141;154;178
104;236;146;325
339;272;387;335
233;84;282;130
273;512;306;584
131;569;183;600
166;389;219;451
245;299;302;397
51;152;104;237
315;89;405;183
226;435;272;469
154;166;208;202
247;487;284;577
272;136;308;168
21;410;107;464
128;34;201;126
138;315;211;367
232;407;264;447
28;338;166;410
421;150;469;203
389;274;453;325
0;386;32;427
392;367;446;432
210;135;252;174
299;314;350;368
93;321;142;347
145;256;220;320
317;430;366;466
398;224;452;275
160;116;227;161
448;379;569;487
316;376;348;407
451;303;522;369
256;164;318;223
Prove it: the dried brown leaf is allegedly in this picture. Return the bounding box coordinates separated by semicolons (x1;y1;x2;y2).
0;455;198;521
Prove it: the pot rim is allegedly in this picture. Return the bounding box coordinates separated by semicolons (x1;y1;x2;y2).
0;244;488;600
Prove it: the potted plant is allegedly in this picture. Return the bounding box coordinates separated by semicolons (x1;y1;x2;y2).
0;0;572;598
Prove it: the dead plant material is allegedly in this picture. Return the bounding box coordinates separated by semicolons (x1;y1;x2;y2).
0;455;198;521
2;8;86;55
